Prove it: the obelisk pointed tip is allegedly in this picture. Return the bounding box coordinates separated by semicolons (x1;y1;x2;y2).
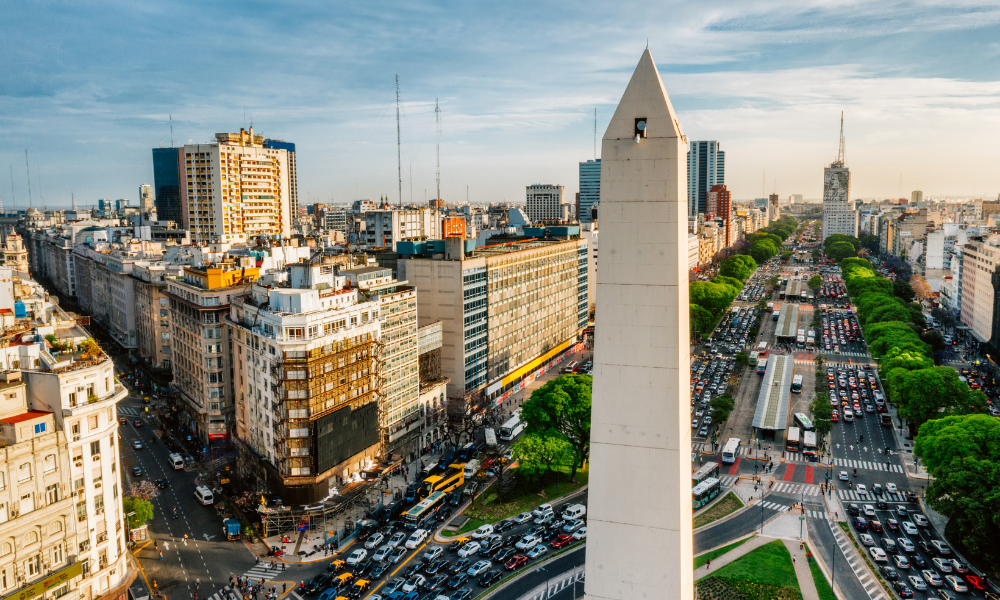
604;49;684;142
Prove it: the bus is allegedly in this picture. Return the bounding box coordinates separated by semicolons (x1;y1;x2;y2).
499;415;523;441
748;351;759;366
756;341;768;355
561;361;578;374
766;302;774;312
786;426;800;452
756;359;768;375
796;329;806;348
418;464;465;499
692;462;720;487
401;491;447;530
778;289;786;300
794;412;815;431
721;437;741;464
802;431;818;458
791;375;803;393
692;477;722;509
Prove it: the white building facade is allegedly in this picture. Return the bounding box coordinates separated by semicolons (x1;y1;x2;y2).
821;163;857;240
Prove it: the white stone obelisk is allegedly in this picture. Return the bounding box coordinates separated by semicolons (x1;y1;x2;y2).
584;50;692;600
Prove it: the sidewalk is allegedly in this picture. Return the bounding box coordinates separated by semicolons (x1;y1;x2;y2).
783;539;821;600
694;535;772;578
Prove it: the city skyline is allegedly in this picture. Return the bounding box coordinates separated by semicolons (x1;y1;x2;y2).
2;1;1000;209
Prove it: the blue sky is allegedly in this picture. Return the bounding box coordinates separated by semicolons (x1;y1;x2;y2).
2;1;1000;209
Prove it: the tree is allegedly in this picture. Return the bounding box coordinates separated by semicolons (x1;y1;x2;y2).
909;275;932;301
859;234;880;254
511;433;573;483
823;233;860;252
809;394;834;441
814;354;825;369
931;307;956;331
914;415;1000;567
123;496;154;529
712;275;745;291
807;275;822;292
690;304;715;339
750;241;778;264
755;299;768;311
689;281;738;317
735;352;749;368
128;480;161;501
719;255;757;281
893;278;916;303
826;241;857;262
520;374;592;482
709;394;735;424
891;367;989;430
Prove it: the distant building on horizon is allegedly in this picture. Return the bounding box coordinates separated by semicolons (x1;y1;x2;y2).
152;147;183;222
525;184;570;223
687;140;725;220
264;139;298;217
578;159;600;224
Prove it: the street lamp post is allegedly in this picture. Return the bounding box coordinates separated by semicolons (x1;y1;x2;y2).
537;566;551;598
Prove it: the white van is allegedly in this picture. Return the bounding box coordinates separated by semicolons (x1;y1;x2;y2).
194;486;214;505
169;453;185;470
463;460;480;479
561;503;587;521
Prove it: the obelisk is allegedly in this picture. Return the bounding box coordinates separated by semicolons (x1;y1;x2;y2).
584;49;693;600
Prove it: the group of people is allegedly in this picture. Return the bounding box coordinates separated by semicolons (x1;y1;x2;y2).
227;576;279;600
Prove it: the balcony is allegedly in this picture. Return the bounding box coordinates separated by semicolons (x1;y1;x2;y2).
63;385;128;418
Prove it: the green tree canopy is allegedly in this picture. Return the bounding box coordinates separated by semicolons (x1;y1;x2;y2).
712;275;745;291
689;281;739;317
690;304;715;337
914;415;1000;566
750;241;778;264
859;234;880;253
893;279;916;303
520;374;592;481
709;394;735;423
824;233;860;251
123;496;154;529
735;352;749;367
511;433;573;483
826;241;857;262
809;394;834;440
867;302;912;327
807;275;822;290
719;255;757;281
892;367;989;429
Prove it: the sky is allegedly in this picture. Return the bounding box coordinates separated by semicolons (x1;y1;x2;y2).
2;0;1000;209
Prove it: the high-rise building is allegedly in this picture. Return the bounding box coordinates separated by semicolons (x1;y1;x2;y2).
361;208;443;250
139;184;154;212
578;159;600;224
264;139;298;217
525;184;570;223
687;140;725;219
706;184;732;247
181;128;291;245
152;147;183;223
911;190;923;204
822;117;857;240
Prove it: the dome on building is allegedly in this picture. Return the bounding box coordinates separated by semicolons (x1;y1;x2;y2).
25;207;41;216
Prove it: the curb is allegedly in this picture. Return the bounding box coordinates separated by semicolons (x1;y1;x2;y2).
477;543;586;600
433;485;590;543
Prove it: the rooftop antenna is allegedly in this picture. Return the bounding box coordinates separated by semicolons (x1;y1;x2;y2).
395;75;402;208
24;150;32;208
837;111;846;167
594;107;597;160
435;97;441;202
170;113;174;147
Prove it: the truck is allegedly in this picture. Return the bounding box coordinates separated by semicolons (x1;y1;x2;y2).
224;518;241;541
880;414;893;427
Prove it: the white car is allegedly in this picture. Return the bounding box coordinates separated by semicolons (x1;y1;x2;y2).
856;484;868;495
839;471;849;481
513;512;532;524
346;548;367;566
515;535;540;551
913;514;930;527
423;546;443;561
457;541;481;558
534;512;554;525
869;547;887;562
907;574;927;591
922;569;943;587
932;558;953;573
886;482;898;494
467;560;492;577
527;545;548;559
402;575;426;593
373;545;392;561
859;534;875;546
892;554;909;570
572;527;587;540
365;533;385;549
471;524;494;539
863;504;875;517
897;537;915;553
387;532;406;549
532;504;553;518
945;575;968;593
900;521;918;535
405;529;428;549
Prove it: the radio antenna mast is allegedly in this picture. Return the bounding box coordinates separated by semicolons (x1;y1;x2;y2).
594;107;597;160
395;75;402;208
837;111;846;167
24;150;32;208
435;98;441;203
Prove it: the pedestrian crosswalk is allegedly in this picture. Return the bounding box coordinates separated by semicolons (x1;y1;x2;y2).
805;509;828;519
117;406;141;417
758;500;791;513
718;475;738;487
771;482;822;496
837;489;909;502
203;563;285;600
830;457;904;473
828;520;888;600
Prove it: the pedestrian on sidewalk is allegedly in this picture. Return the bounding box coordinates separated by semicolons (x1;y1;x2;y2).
159;551;164;560
282;584;286;594
792;555;796;565
706;559;711;569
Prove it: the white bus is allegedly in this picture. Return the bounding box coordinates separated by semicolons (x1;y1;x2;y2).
721;437;741;464
802;431;817;457
791;375;803;393
786;426;800;452
796;328;806;349
499;415;523;441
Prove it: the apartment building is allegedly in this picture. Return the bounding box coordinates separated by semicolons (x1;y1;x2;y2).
959;235;1000;345
72;248;138;351
132;263;184;371
167;264;259;443
398;229;588;402
525;185;570;223
361;208;442;250
181;128;291;245
822;161;857;240
3;235;29;272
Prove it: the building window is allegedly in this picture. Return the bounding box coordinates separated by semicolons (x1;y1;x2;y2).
34;422;46;434
49;520;63;536
94;494;104;514
22;531;37;546
91;440;101;456
89;415;98;430
25;555;40;577
43;455;56;473
18;463;31;481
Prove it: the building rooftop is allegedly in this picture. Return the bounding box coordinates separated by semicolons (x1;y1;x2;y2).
0;410;52;424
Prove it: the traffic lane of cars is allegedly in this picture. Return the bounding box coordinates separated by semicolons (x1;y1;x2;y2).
690;356;736;439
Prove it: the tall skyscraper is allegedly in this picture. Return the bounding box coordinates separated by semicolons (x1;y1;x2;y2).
181;128;291;245
264;139;298;216
578;159;600;223
707;184;732;247
687;140;724;219
585;49;693;600
525;184;569;223
139;183;154;212
152;147;183;223
822;115;857;240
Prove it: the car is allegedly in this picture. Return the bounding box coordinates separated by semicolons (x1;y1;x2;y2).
856;484;867;495
911;554;928;569
839;471;849;481
699;426;709;437
901;521;918;535
881;565;899;581
450;589;474;600
457;542;481;558
401;575;426;593
948;559;968;574
513;512;532;524
368;563;390;580
132;466;143;477
504;555;529;571
119;417;127;425
526;545;548;560
859;534;875;546
492;547;516;564
944;575;968;593
494;520;515;533
875;498;888;510
886;482;898;494
366;533;386;550
449;559;472;575
892;554;910;570
918;540;936;556
533;512;554;525
305;574;333;594
852;517;868;531
467;560;491;577
964;574;986;590
872;484;884;496
562;519;584;533
387;547;407;564
863;504;876;517
922;569;944;587
551;534;574;549
893;580;914;598
572;527;587;540
382;578;405;595
515;536;539;551
931;540;951;555
897;537;915;553
373;545;392;562
532;504;553;518
134;419;144;427
387;532;406;549
347;549;367;566
478;570;502;587
932;558;953;573
913;514;930;527
155;478;168;489
345;579;370;599
423;559;448;576
896;505;908;517
907;574;928;591
848;504;861;517
885;518;899;532
446;572;470;590
869;520;883;533
691;419;700;428
133;440;143;450
869;547;887;562
405;529;428;549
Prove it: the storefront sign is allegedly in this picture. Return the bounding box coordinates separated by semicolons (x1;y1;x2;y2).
4;561;83;600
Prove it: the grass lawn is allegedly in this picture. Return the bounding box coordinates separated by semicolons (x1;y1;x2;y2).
693;491;744;529
694;536;752;569
702;539;800;589
804;542;836;600
442;466;588;536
